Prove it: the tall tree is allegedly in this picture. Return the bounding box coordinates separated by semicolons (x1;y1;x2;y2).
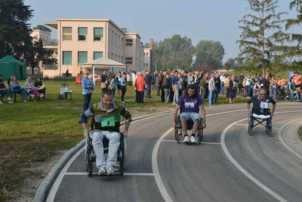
194;40;225;70
286;0;302;58
27;39;55;71
153;35;194;70
238;0;288;70
0;0;33;62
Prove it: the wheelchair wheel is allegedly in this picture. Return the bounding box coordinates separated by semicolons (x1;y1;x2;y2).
86;136;93;177
86;150;93;177
118;135;125;176
174;128;182;144
197;128;203;144
265;126;273;136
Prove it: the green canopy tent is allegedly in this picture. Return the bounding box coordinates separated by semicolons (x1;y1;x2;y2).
0;56;27;80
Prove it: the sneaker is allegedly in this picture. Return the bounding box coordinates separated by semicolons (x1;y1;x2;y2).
106;166;114;175
183;136;190;143
190;136;196;144
97;167;106;175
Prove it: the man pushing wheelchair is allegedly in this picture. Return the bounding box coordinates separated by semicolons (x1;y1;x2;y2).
247;89;276;136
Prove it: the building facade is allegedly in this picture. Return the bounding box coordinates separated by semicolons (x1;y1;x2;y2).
144;47;153;72
40;19;144;78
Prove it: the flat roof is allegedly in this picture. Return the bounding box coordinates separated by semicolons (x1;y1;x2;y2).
46;18;125;33
125;32;141;39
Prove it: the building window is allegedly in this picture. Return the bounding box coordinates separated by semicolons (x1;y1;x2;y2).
94;27;103;41
62;27;72;40
93;51;103;60
126;39;133;46
78;51;88;64
62;51;72;65
78;27;87;41
125;57;133;64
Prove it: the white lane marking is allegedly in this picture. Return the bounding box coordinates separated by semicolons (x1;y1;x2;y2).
278;120;302;162
152;128;174;202
161;139;221;145
220;110;302;202
47;147;84;202
65;172;155;176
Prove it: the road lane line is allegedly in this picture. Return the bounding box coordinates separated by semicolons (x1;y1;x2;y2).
220;110;302;202
278;119;302;161
65;172;155;176
47;147;84;202
161;139;221;145
152;128;174;202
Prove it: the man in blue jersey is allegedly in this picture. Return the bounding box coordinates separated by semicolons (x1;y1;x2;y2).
175;85;206;143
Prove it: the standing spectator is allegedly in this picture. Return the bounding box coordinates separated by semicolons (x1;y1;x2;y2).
135;72;145;103
159;72;165;102
214;74;221;104
227;76;236;104
144;71;152;98
208;74;215;106
155;71;160;96
223;75;230;97
108;74;118;97
172;71;179;104
81;70;94;111
100;72;108;94
269;79;277;100
220;74;225;95
118;72;127;102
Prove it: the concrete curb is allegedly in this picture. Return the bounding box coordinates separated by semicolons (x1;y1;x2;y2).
33;139;85;202
33;111;170;202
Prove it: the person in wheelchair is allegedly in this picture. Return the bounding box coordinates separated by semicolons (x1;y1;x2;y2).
174;84;206;143
247;89;276;134
81;91;131;175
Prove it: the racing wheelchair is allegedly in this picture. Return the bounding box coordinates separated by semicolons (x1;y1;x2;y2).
174;115;206;144
86;130;125;177
248;112;272;136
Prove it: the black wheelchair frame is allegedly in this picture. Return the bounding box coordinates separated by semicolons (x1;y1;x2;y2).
174;115;205;144
86;130;125;177
248;112;272;136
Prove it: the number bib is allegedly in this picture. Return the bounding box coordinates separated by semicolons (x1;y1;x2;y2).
260;101;269;109
101;116;116;127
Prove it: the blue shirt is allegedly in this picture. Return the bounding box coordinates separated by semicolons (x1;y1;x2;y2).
82;77;93;95
178;95;203;113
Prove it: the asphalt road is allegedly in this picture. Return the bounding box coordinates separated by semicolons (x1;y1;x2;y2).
46;103;302;202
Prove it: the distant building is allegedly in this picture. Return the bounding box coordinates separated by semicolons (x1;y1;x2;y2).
31;25;58;70
38;18;145;78
124;32;144;72
144;47;153;72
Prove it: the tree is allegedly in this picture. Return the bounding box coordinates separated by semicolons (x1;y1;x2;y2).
224;58;236;69
153;35;194;70
27;39;55;73
0;0;33;63
238;0;288;71
194;40;225;70
286;0;302;58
